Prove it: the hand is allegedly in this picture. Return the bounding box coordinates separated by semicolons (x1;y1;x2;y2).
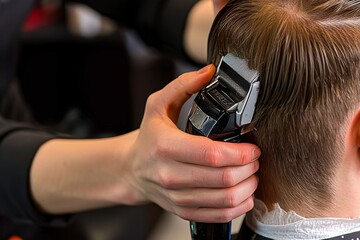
213;0;229;15
124;65;260;223
29;64;259;221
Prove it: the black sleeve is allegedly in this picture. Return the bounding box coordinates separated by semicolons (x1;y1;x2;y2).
0;118;69;226
68;0;198;57
0;0;69;225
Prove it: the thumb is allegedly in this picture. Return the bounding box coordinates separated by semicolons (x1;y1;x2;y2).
160;65;216;115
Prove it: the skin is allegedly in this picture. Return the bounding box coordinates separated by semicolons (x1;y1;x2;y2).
183;0;229;64
184;0;214;64
213;0;229;14
30;65;260;223
312;106;360;219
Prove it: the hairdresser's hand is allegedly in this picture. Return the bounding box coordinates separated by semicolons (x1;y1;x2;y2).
213;0;228;15
124;65;260;223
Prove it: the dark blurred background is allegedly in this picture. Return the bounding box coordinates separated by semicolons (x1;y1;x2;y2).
1;0;198;239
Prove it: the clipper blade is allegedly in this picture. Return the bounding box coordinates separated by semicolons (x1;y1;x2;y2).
216;53;259;102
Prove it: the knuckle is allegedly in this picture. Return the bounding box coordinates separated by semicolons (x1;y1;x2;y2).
242;196;255;212
203;143;222;167
151;138;169;160
223;190;238;208
236;146;252;165
144;92;164;117
216;209;234;223
146;92;158;108
157;167;176;189
238;150;249;165
221;168;237;187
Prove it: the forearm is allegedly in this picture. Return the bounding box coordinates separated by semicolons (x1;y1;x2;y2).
30;130;140;215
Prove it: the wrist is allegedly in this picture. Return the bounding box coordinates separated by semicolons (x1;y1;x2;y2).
110;130;148;205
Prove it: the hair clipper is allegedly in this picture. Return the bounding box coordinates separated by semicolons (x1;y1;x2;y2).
186;53;260;240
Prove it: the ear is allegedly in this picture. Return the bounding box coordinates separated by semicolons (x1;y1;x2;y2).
344;108;360;165
351;109;360;148
332;108;360;217
212;0;229;15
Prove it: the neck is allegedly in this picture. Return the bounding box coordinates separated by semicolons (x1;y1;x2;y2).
325;158;360;219
256;164;360;218
256;158;360;219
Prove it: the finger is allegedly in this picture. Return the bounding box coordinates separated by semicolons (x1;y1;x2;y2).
159;65;215;113
167;175;258;209
152;159;259;189
176;195;255;223
158;129;261;167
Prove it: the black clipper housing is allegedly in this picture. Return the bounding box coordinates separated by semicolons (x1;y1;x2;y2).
186;53;260;240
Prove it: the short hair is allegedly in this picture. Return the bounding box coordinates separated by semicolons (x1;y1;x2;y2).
208;0;360;216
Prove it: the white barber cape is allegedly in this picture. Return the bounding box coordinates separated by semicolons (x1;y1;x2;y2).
245;199;360;240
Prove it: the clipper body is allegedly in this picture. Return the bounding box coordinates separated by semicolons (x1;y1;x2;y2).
186;53;259;240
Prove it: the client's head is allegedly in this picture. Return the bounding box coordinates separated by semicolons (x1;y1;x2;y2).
208;0;360;218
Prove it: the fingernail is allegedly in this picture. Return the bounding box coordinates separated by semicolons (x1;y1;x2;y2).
252;148;261;161
197;64;212;74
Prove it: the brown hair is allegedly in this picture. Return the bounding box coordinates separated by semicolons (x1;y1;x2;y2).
208;0;360;216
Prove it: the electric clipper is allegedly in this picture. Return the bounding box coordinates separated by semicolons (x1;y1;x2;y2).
186;53;260;240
